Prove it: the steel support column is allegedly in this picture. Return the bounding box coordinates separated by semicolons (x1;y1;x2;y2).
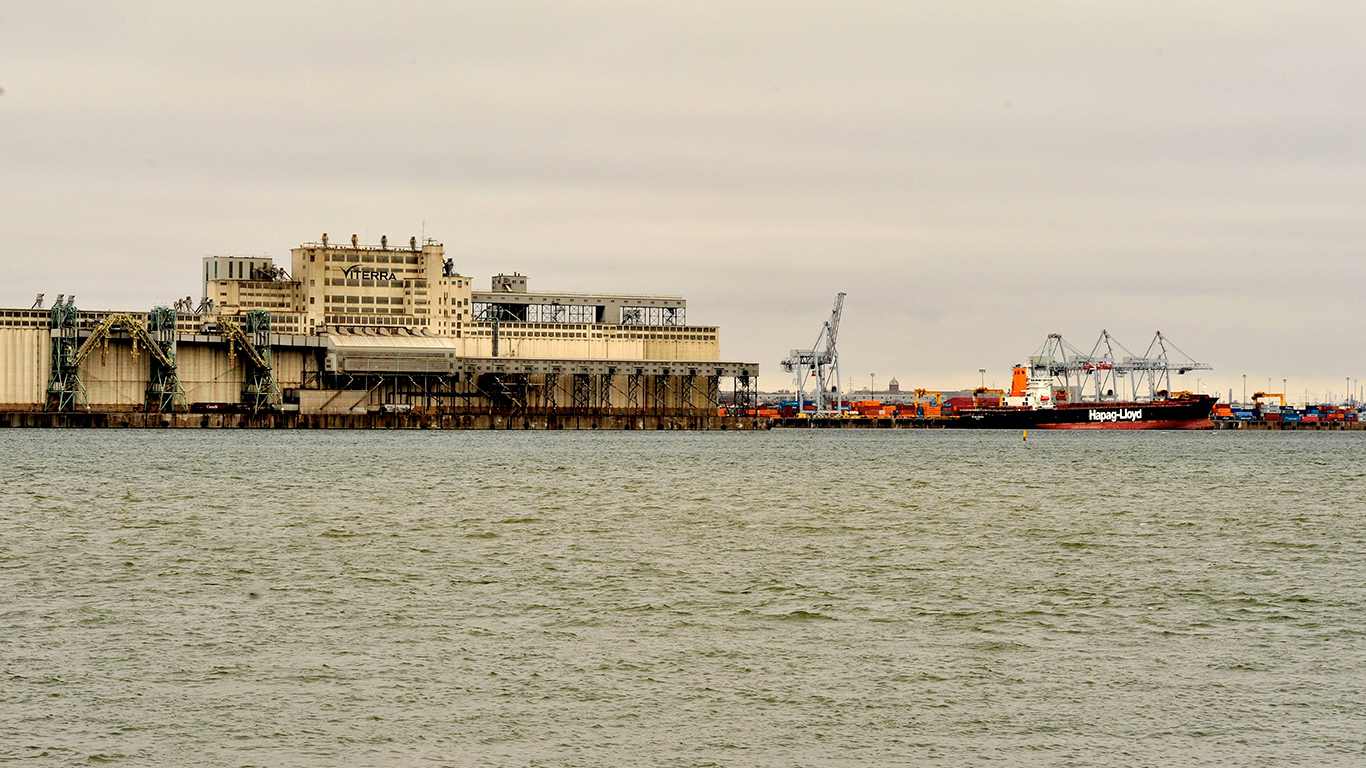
733;374;756;415
627;371;643;414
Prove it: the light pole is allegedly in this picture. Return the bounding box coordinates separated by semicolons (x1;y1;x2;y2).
979;369;986;389
1283;378;1287;408
870;373;876;395
1242;374;1246;407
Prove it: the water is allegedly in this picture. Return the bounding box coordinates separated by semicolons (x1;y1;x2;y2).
2;429;1364;766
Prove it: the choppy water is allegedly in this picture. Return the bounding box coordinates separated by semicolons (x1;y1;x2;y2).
2;429;1365;766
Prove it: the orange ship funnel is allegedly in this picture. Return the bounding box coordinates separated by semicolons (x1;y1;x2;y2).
1010;365;1027;397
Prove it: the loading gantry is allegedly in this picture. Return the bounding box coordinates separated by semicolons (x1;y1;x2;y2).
219;310;280;412
145;307;187;411
45;303;86;411
780;292;847;415
46;305;187;412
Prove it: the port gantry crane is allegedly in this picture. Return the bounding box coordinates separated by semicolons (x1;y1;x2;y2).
1252;391;1285;408
1031;330;1211;403
781;292;846;416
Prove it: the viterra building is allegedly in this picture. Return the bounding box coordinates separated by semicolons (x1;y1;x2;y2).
0;234;759;427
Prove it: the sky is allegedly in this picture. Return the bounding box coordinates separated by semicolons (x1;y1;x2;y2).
3;2;1364;403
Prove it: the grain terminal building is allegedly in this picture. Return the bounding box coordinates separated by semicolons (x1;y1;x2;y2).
0;234;759;428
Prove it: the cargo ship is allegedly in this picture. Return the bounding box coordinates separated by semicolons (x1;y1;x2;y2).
952;391;1217;429
951;331;1217;430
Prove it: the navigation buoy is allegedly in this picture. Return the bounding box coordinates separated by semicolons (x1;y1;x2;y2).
1022;429;1028;442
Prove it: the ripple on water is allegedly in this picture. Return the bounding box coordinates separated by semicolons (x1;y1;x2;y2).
0;429;1364;766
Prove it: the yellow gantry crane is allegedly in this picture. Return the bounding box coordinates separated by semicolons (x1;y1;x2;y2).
1252;391;1285;408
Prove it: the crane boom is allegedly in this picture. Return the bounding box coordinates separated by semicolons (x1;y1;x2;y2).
217;316;271;370
824;293;845;361
72;313;176;369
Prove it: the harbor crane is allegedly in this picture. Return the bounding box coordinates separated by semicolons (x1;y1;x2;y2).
1252;391;1285;408
1030;330;1212;403
781;292;846;416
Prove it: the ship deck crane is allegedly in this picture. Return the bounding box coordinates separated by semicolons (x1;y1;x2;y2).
780;293;846;416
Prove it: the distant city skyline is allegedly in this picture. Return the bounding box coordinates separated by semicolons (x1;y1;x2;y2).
3;2;1363;398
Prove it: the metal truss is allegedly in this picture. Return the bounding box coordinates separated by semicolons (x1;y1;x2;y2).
627;371;643;412
45;304;86;411
598;373;614;412
543;371;559;413
650;374;670;414
733;375;757;415
145;307;187;412
678;374;695;413
620;306;685;326
572;373;593;411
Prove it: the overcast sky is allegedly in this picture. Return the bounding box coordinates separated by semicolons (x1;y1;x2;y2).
4;2;1364;401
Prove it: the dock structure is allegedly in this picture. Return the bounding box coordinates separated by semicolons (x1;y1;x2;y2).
0;234;758;427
